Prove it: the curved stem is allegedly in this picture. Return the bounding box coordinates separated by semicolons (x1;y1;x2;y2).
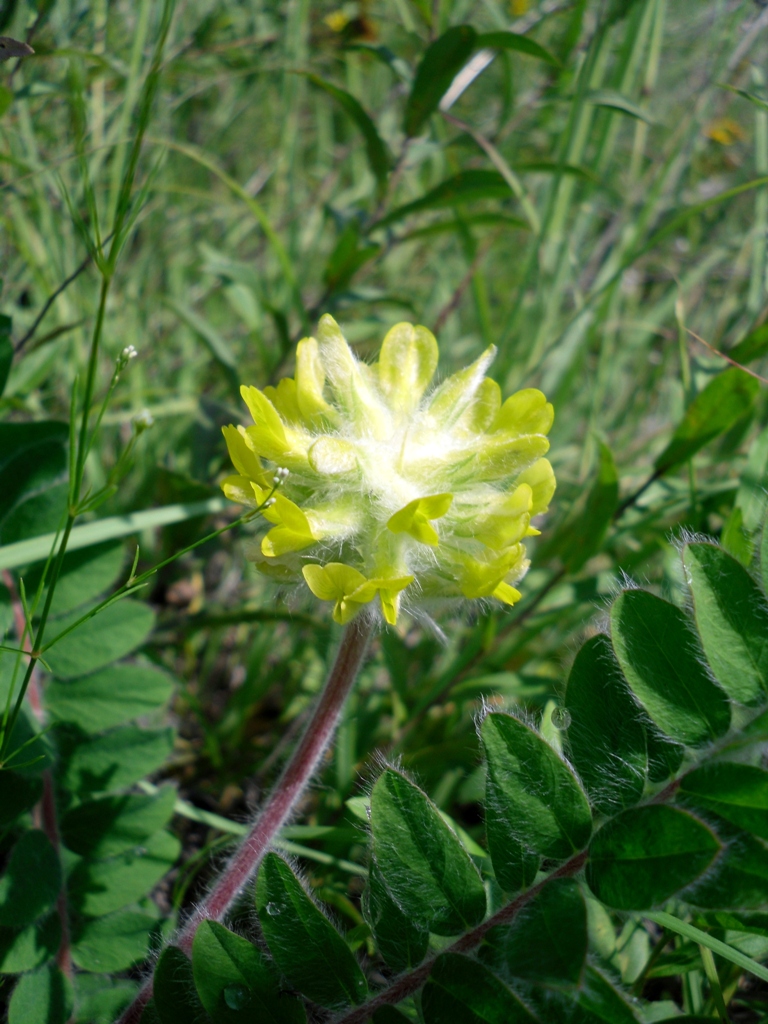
116;615;374;1024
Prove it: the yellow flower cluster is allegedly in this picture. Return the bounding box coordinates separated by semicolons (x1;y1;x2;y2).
222;316;555;625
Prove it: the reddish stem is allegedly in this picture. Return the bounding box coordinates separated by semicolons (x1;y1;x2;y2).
116;615;374;1024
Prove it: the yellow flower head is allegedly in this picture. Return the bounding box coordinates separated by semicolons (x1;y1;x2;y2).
222;315;555;625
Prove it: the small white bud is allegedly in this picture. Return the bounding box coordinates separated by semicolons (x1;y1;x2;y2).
132;409;154;433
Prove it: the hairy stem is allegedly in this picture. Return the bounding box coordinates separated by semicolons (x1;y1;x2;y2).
116;615;374;1024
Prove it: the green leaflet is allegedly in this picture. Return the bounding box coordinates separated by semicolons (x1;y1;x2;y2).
683;542;768;705
480;879;587;987
476;30;560;67
0;914;61;975
192;920;305;1023
481;711;592;886
0;770;42;826
0;420;68;525
0;319;11;398
60;786;176;859
8;964;73;1024
564;634;647;813
24;541;125;618
422;952;539;1023
305;76;390;195
678;763;768;839
363;859;429;973
68;829;181;917
71;906;159;973
686;831;768;910
60;725;174;799
43;598;155;678
255;853;367;1009
586;806;721;910
45;663;175;732
522;964;641;1024
154;946;211;1024
654;368;760;476
610;589;731;746
376;170;513;228
403;25;477;136
0;830;61;929
369;767;486;935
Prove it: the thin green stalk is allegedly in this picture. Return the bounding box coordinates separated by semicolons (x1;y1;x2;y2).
699;944;730;1023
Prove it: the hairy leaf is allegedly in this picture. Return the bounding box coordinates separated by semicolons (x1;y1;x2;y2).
481;711;592;887
686;832;768;909
369;767;486;935
610;589;731;746
255;853;367;1009
586;806;721;909
363;859;429;973
154;946;210;1024
60;725;173;798
683;542;768;705
678;763;768;839
564;634;647;813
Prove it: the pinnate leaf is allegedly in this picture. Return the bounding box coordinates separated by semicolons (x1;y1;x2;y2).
369;767;486;935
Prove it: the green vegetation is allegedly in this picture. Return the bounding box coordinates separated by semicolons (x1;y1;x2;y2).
2;0;768;1021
